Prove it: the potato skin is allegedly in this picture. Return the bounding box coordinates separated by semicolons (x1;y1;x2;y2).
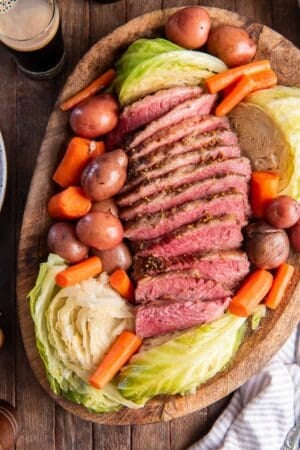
90;198;119;217
47;222;89;263
245;222;290;269
76;212;123;251
70;94;119;139
92;242;132;274
289;220;300;252
265;196;300;229
207;25;256;67
81;149;128;201
165;7;211;49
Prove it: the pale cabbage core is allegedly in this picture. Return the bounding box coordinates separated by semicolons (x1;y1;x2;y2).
230;86;300;200
46;273;134;380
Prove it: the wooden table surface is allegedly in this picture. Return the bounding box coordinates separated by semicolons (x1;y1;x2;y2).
0;1;299;449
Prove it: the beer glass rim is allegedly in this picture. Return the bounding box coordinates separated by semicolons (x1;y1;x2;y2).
0;0;57;43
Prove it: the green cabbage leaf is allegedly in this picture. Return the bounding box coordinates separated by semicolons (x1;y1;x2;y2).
115;38;182;79
114;38;227;105
118;313;247;405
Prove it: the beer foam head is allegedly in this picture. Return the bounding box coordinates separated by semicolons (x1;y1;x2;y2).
0;0;59;52
0;0;17;13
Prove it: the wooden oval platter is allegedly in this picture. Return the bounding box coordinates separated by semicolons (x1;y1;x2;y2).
17;7;300;425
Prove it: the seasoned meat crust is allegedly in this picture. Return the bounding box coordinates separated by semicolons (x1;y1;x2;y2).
106;86;203;150
125;191;248;241
133;250;250;290
116;90;251;338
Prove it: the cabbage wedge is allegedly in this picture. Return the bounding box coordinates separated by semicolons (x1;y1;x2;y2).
114;38;227;105
118;314;247;405
29;254;139;413
230;86;300;200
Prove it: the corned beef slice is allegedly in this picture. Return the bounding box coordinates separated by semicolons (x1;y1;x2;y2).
133;250;250;289
118;157;251;208
135;270;232;304
129;94;217;150
111;87;252;337
128;115;230;162
135;297;230;338
120;174;249;221
123;145;241;194
124;191;248;241
105;86;203;150
136;215;243;258
128;128;239;176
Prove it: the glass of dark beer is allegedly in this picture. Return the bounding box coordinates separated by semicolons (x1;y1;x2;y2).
0;0;65;80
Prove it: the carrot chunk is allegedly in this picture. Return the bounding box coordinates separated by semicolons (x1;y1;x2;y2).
251;171;279;218
265;263;295;310
47;186;91;219
206;60;271;94
228;269;273;317
59;69;116;111
55;256;102;287
250;69;277;92
109;269;134;302
88;331;142;389
215;74;255;116
53;137;105;187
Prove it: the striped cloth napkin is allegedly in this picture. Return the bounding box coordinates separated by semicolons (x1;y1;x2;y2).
188;326;300;450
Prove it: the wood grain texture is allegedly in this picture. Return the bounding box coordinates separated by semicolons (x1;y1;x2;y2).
163;0;198;8
15;6;300;427
0;1;298;449
93;424;131;450
15;70;58;450
272;0;300;48
132;422;171;450
235;0;272;26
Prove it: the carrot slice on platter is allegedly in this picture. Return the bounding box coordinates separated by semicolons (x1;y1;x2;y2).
53;137;105;187
265;263;295;310
47;186;91;219
109;269;135;302
59;69;116;111
250;69;277;91
215;74;255;116
89;331;142;389
55;256;102;287
228;269;273;317
251;171;279;218
206;59;271;94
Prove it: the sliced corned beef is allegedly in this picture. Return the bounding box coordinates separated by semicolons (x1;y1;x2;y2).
120;174;249;221
124;191;248;241
135;215;243;258
135;270;232;304
135;297;230;338
133;250;250;289
105;86;203;150
129;129;239;175
123;145;241;194
118;157;251;207
128;115;230;161
129;94;217;150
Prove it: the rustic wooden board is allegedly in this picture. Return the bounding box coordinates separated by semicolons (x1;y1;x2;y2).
17;7;300;425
